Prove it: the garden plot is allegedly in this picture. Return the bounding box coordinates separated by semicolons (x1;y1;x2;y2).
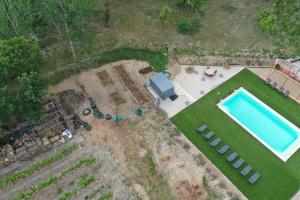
114;65;148;105
110;91;126;106
98;70;114;86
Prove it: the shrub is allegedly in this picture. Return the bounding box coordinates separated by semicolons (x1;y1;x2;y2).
99;191;113;200
275;63;281;70
245;59;252;66
172;0;208;12
256;10;276;32
159;6;172;22
177;18;201;34
78;175;95;188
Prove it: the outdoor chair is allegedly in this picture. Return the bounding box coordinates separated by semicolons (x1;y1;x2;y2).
240;165;252;176
210;137;221;147
218;144;230;154
203;131;215;140
248;172;261;184
226;152;238;162
233;158;245;169
196;124;208;133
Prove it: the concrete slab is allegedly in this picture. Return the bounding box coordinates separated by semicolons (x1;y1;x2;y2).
157;65;244;118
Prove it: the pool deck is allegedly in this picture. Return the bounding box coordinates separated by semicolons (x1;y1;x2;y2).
158;65;244;117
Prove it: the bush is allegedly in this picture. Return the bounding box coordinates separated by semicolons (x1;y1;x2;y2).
275;63;281;70
159;6;172;22
256;10;276;32
172;0;208;12
177;18;201;34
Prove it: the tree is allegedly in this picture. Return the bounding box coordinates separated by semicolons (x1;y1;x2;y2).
103;1;110;28
14;71;46;122
42;0;99;59
0;37;42;82
0;0;32;37
0;86;14;124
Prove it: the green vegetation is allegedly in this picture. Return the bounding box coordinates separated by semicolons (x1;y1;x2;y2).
172;0;209;11
78;175;95;188
256;10;276;32
59;191;76;200
159;6;172;22
0;37;45;133
103;1;111;28
98;191;113;200
0;144;77;189
257;0;300;55
13;156;96;200
177;18;201;34
172;69;300;200
0;0;100;58
43;47;168;85
0;37;42;81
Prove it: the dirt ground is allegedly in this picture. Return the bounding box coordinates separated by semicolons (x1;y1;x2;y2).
1;60;246;200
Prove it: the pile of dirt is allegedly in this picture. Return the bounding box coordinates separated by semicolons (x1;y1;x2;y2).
57;90;84;115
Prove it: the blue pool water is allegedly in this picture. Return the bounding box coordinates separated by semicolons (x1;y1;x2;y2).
218;88;300;159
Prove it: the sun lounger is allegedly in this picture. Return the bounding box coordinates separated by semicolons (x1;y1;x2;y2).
265;78;271;85
226;152;238;162
233;158;245;169
248;172;261;184
271;82;278;88
283;90;290;97
196;124;208;133
203;131;215;140
240;165;252;176
278;87;284;93
210;137;221;147
218;144;230;154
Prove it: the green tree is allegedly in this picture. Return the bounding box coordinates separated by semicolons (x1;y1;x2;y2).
103;2;110;28
14;71;46;122
42;0;99;59
0;37;42;82
0;86;14;124
0;0;32;37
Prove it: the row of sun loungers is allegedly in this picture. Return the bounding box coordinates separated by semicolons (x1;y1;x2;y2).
265;78;290;96
196;124;261;184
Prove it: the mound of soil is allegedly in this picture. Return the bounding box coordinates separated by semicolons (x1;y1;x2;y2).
57;90;84;115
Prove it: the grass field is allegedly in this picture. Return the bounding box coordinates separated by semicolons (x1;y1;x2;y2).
172;69;300;200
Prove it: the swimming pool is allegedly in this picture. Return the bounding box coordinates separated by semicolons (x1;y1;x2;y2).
218;87;300;161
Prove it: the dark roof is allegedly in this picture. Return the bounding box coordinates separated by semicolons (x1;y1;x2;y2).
150;73;173;93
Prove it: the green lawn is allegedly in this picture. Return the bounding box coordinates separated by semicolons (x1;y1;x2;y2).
172;69;300;200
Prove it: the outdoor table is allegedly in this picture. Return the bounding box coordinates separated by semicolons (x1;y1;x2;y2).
205;68;216;77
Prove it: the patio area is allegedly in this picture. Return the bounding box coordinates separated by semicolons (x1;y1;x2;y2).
267;69;300;103
157;65;244;117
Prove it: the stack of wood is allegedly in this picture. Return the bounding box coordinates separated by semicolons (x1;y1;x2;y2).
0;144;16;167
